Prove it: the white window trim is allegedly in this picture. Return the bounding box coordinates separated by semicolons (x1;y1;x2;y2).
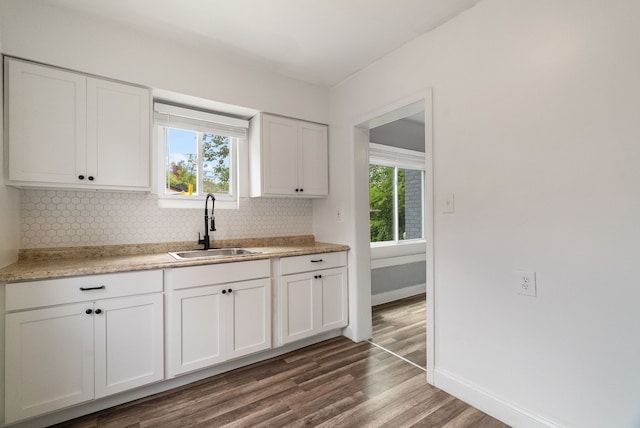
370;252;427;269
369;142;425;170
154;102;249;209
370;239;427;261
369;142;426;251
156;129;240;209
154;102;248;133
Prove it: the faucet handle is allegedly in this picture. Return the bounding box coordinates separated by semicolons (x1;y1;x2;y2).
198;232;204;244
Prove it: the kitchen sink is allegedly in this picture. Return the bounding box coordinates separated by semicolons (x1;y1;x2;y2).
168;248;260;260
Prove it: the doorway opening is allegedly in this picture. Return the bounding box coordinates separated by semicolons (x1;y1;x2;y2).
353;92;434;381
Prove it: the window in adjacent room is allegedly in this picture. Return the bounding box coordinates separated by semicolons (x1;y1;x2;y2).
154;102;249;208
369;143;425;244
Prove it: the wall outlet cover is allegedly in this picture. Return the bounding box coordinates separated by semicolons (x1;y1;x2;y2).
515;270;536;297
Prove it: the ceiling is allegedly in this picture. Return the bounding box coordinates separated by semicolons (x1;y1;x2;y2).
48;0;480;88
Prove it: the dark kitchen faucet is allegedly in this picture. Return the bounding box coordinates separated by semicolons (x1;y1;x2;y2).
198;193;216;250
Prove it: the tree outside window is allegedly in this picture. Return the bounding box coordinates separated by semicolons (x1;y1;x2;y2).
369;164;423;243
165;128;233;197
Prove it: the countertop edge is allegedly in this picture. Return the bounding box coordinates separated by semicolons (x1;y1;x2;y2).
0;243;350;283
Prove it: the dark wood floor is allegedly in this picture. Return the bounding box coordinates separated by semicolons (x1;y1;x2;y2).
371;293;427;368
54;335;509;427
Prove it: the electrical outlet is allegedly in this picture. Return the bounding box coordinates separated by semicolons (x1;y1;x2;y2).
516;271;536;297
336;207;343;222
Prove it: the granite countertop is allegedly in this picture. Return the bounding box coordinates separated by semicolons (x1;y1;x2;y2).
0;235;349;283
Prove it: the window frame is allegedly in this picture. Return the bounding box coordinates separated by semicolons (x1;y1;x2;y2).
369;143;426;248
153;102;248;209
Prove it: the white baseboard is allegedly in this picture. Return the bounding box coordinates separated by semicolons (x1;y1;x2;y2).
371;283;426;306
434;368;563;428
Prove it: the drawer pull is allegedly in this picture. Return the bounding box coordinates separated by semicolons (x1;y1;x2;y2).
79;285;106;291
310;259;324;263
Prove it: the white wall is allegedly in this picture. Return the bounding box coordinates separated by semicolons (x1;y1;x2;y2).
320;0;640;427
0;0;330;251
0;17;18;427
0;15;20;268
0;134;20;267
0;0;328;124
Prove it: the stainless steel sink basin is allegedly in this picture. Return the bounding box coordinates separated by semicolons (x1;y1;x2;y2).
168;248;260;260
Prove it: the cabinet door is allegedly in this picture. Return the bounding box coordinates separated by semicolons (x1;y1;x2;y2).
298;122;328;196
280;272;316;344
7;59;87;184
87;78;150;189
226;278;271;359
94;294;164;397
318;267;348;332
5;304;94;424
262;115;299;195
167;286;226;377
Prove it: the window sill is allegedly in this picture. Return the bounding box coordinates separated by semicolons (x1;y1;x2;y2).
158;197;238;210
370;239;426;260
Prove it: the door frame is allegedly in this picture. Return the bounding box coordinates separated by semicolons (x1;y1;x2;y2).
352;89;435;383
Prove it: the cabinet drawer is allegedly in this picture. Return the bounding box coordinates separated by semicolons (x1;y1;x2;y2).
165;259;270;290
280;252;346;275
6;270;163;312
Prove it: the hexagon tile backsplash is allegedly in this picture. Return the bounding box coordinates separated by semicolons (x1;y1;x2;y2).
21;190;313;249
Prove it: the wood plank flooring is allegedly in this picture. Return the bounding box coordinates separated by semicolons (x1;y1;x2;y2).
54;335;509;427
371;293;427;368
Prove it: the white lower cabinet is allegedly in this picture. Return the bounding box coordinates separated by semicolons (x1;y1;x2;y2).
5;303;94;423
165;260;271;377
278;252;348;345
169;285;226;372
3;252;347;423
4;271;164;424
94;294;164;397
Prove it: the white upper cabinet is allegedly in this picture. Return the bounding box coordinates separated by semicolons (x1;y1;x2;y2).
249;113;328;197
7;59;87;185
298;121;329;196
86;78;150;188
5;58;151;191
258;115;299;195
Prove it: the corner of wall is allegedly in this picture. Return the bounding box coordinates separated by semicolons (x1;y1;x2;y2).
0;22;22;268
0;184;20;268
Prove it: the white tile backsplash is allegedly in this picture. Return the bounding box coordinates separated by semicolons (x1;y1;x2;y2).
21;190;313;248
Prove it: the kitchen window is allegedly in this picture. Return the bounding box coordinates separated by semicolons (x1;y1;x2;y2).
154;103;249;209
369;143;425;246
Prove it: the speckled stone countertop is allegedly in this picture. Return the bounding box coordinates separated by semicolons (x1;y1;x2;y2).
0;235;349;283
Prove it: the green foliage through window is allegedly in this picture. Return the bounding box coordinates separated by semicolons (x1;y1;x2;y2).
165;128;232;196
370;164;422;243
369;165;394;242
